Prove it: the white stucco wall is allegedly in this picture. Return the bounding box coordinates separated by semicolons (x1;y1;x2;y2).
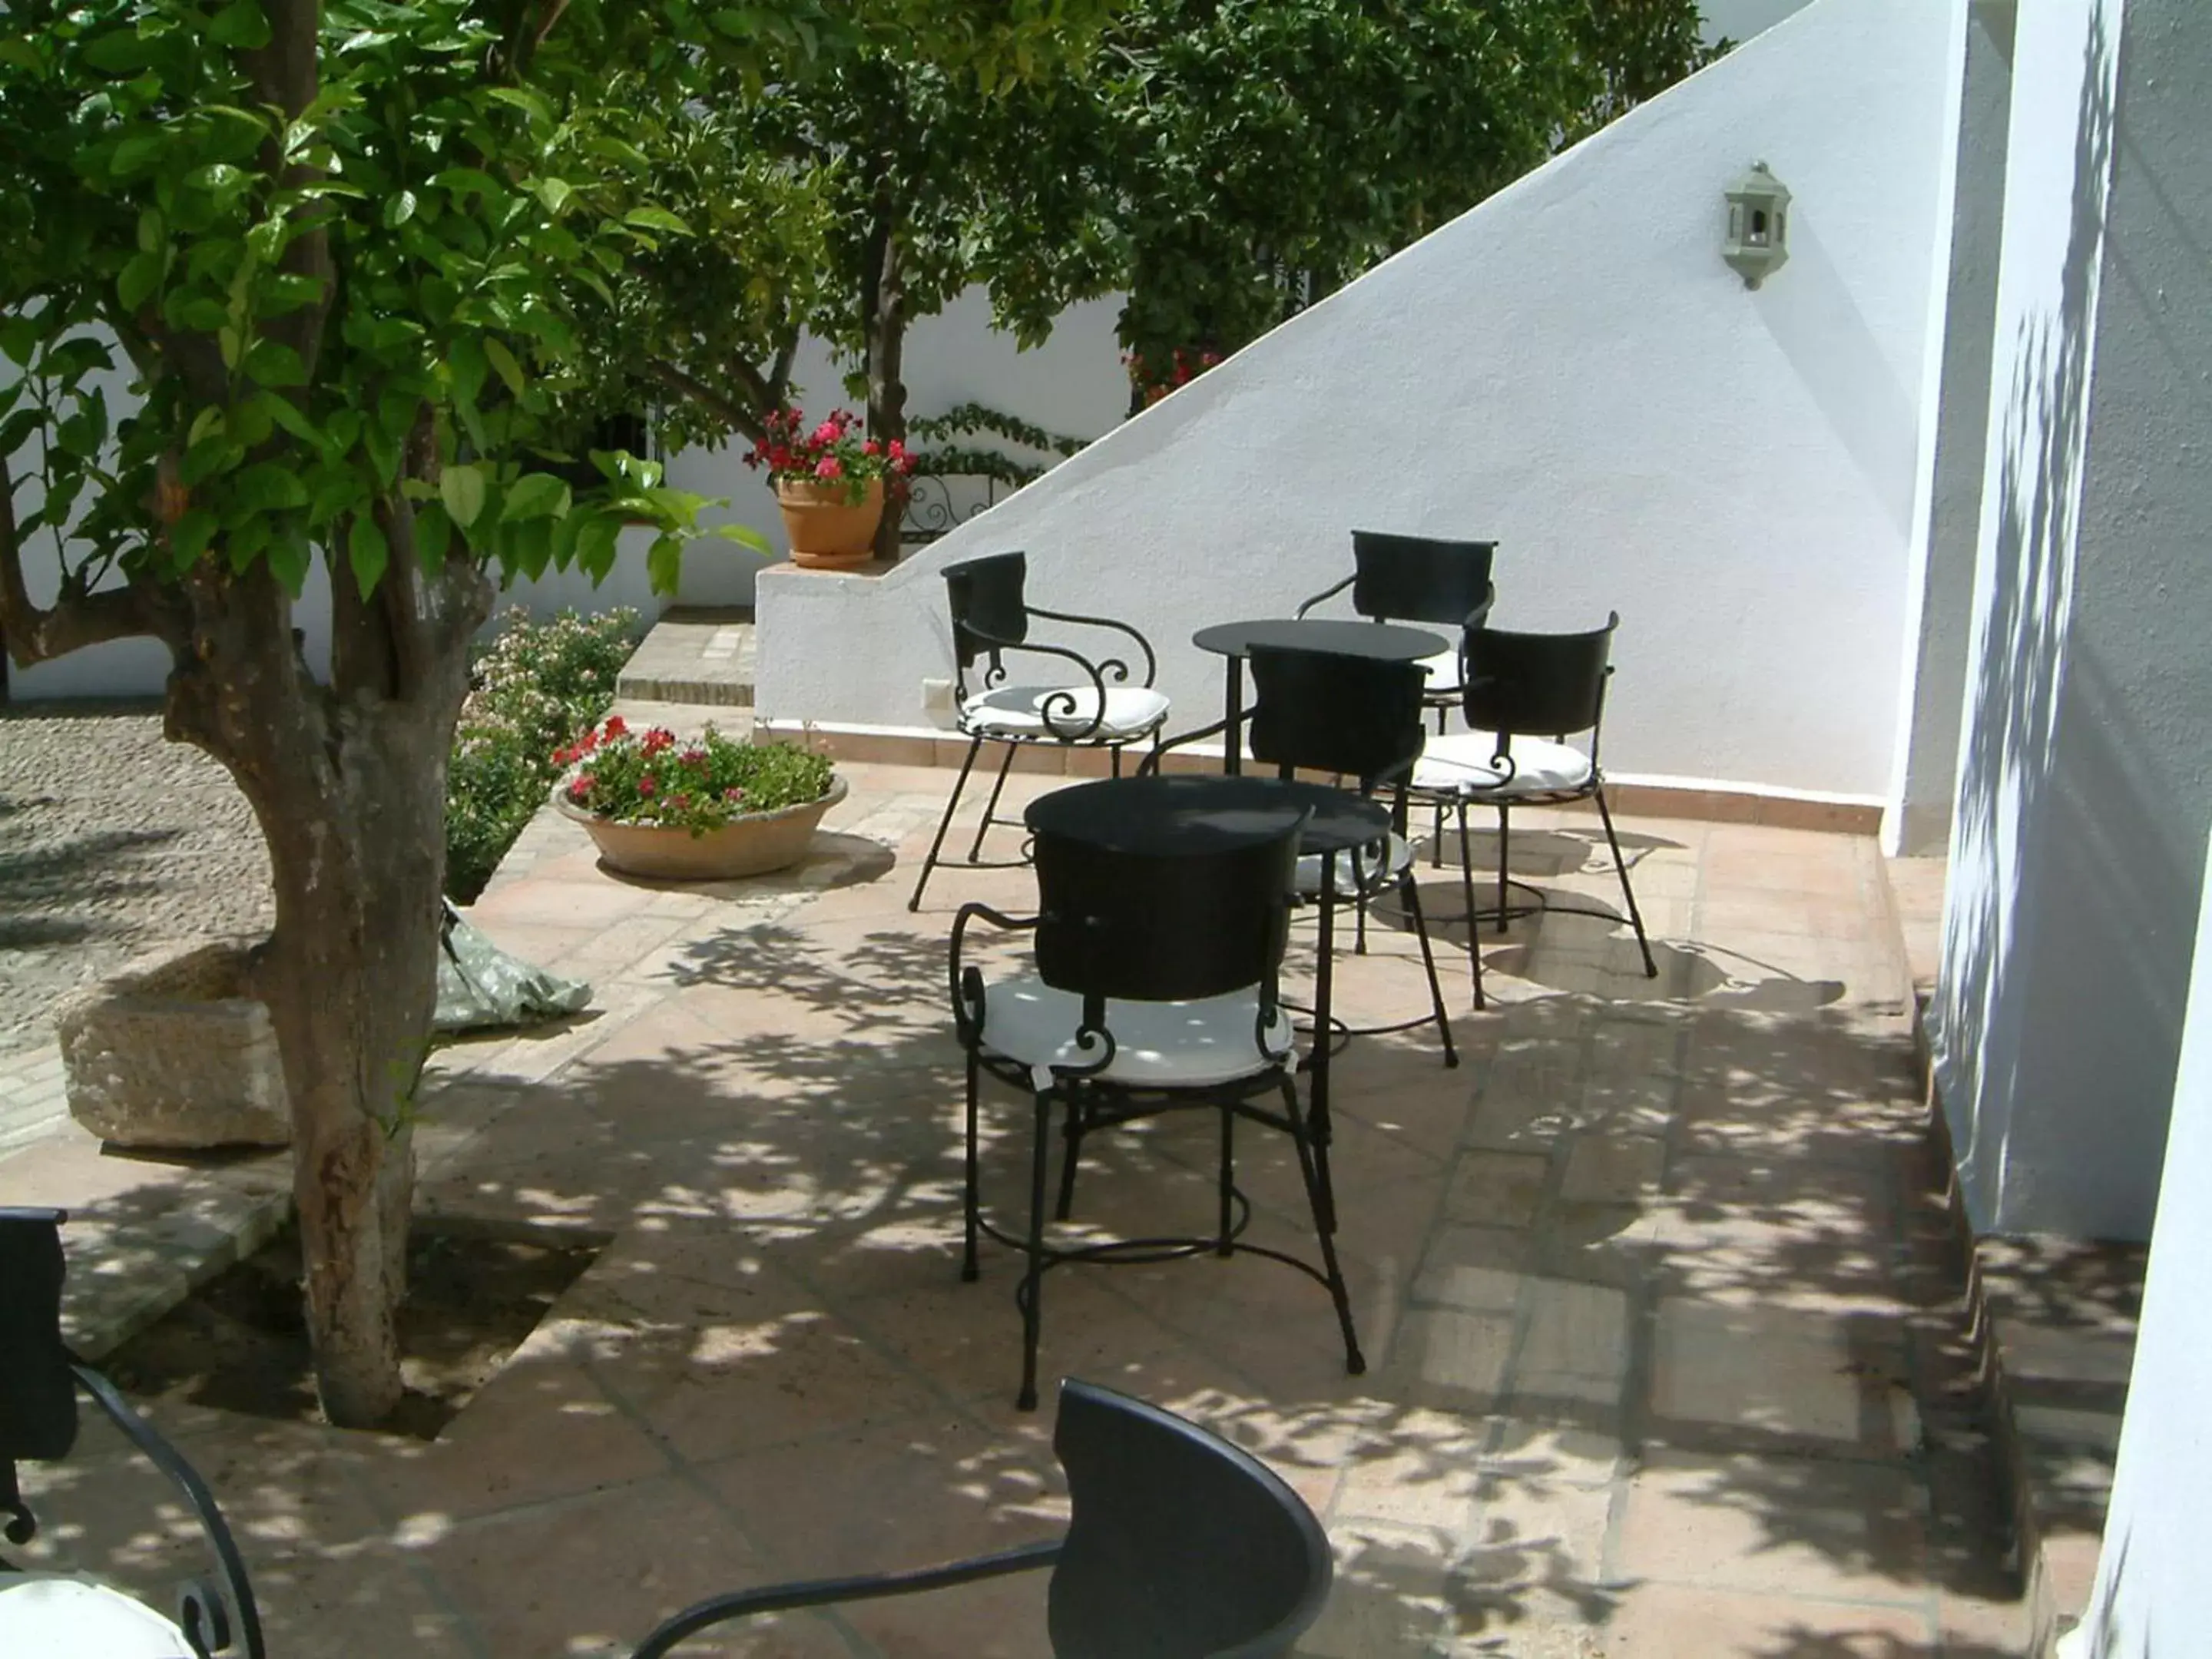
2067;820;2212;1657
1932;0;2212;1240
758;0;1959;803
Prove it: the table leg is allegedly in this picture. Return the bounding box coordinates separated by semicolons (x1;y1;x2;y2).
1311;859;1337;1233
1224;658;1244;777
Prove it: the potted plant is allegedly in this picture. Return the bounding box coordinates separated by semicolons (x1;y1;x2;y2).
745;407;917;568
552;716;847;879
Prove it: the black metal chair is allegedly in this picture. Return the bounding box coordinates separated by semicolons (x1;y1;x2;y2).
0;1208;263;1659
1297;531;1497;729
1147;645;1459;1071
908;551;1170;911
628;1378;1333;1657
1409;613;1658;1008
951;809;1362;1412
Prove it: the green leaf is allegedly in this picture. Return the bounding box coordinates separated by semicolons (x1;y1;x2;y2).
0;316;37;367
348;514;389;599
170;508;218;565
187;406;225;447
117;250;164;310
112;131;167;177
243;338;307;387
382;190;417;228
531;177;573;216
82;31;151;73
439;463;488;528
0;409;43;459
254;392;321;448
647;534;684;595
713;522;773;554
502;472;570;522
267;532;311;595
575;514;620;578
482;337;526;400
232;462;309;512
207;1;273;48
415;500;452;574
624;206;692;236
449;336;487;409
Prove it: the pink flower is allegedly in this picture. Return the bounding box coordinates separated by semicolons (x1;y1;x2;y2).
815;456;843;479
670;792;690;809
637;775;657;797
568;774;595;800
722;786;744;802
863;439;881;457
812;420;842;445
886;439;906;461
680;747;707;766
603;715;628;739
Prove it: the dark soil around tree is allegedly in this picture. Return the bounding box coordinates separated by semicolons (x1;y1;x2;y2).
102;1222;604;1440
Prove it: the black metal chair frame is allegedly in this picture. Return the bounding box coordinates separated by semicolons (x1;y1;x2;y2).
628;1378;1332;1657
1141;647;1459;1070
1296;530;1498;730
909;551;1167;912
948;819;1363;1414
1409;613;1658;1009
0;1207;265;1659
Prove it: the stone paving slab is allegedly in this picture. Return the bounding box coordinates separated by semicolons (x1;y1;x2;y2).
614;605;757;707
5;762;2032;1656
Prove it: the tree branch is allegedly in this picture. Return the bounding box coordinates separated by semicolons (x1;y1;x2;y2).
0;462;161;666
645;358;773;445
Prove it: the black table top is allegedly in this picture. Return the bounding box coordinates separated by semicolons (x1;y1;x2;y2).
1192;617;1449;663
1025;774;1389;857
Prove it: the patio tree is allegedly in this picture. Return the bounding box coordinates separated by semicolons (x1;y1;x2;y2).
0;0;1106;1426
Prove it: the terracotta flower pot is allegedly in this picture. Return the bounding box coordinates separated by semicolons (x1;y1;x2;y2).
777;477;886;569
555;776;849;880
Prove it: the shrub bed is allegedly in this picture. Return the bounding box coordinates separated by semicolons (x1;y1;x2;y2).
446;608;640;902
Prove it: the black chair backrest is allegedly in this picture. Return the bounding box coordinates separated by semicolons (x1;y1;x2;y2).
0;1208;80;1465
1032;818;1300;1005
1048;1379;1332;1659
1349;531;1495;628
945;551;1030;674
1462;613;1620;740
1247;645;1426;786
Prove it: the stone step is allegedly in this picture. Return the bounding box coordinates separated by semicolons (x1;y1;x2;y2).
616;606;756;707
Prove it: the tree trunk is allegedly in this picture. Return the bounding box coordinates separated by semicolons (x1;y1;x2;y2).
164;555;488;1426
861;188;908;565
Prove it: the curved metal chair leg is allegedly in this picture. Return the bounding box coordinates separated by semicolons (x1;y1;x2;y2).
1457;800;1486;1011
962;1048;982;1282
1594;785;1659;979
969;741;1021;864
1399;869;1458;1067
1280;1076;1364;1376
910;734;984;912
1018;1088;1055;1412
1495;802;1512;935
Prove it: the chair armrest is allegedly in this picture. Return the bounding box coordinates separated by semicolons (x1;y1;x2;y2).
1024;605;1160;689
631;1539;1064;1658
950;903;1040;1048
958;619;1120;741
72;1365;266;1659
1463;583;1496;629
1294;571;1356;620
1135;716;1231;775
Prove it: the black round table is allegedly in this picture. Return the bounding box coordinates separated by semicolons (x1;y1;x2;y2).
1193;618;1449;776
1024;773;1390;1232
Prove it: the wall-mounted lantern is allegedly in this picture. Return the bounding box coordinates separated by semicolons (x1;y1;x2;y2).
1722;162;1791;289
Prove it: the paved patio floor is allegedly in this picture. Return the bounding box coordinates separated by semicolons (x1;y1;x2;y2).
12;760;2027;1656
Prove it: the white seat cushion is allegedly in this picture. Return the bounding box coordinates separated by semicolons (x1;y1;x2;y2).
1412;732;1594;796
1295;832;1413;896
975;977;1293;1088
1417;647;1462;691
961;684;1171;742
0;1577;196;1658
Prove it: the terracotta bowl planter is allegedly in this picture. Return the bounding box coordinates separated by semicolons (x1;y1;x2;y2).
555;776;849;880
777;477;885;569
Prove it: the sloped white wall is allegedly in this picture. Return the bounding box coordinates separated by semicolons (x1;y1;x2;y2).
757;0;1961;803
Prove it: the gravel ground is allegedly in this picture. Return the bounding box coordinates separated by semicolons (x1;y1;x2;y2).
0;703;273;1053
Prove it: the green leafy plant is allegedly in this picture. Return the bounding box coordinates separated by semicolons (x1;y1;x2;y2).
445;608;638;902
559;717;835;836
905;402;1089;489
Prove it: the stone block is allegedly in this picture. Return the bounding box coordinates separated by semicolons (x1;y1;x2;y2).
55;939;291;1149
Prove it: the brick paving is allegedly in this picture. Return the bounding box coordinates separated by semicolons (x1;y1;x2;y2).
5;762;2029;1657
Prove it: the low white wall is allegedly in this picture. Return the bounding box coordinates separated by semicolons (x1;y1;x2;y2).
2069;820;2212;1654
758;0;1959;803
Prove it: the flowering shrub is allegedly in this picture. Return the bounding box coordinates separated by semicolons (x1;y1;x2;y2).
559;717;836;836
743;407;917;505
446;608;640;902
1123;346;1224;406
